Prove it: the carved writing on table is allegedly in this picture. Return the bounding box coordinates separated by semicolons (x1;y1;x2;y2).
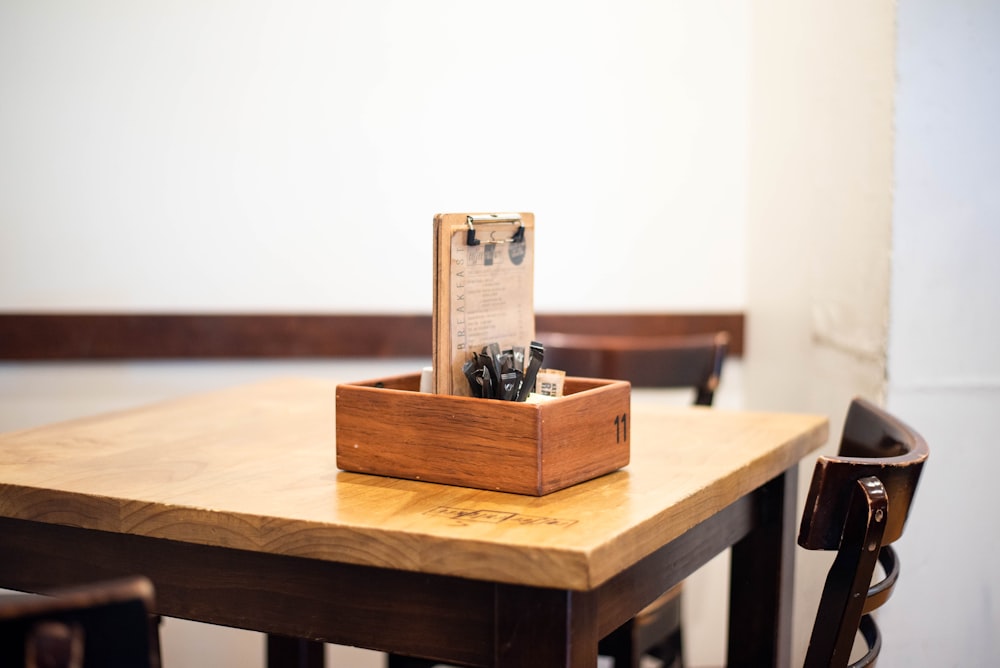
424;506;577;528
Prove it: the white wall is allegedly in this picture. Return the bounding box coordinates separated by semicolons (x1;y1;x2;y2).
745;2;1000;667
885;0;1000;664
0;0;746;314
744;0;896;665
9;1;985;667
1;2;750;667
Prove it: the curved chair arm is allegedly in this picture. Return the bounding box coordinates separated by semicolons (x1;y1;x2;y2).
801;398;928;668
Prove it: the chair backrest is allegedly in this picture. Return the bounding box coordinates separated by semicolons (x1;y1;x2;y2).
798;398;929;668
0;576;158;668
536;331;729;406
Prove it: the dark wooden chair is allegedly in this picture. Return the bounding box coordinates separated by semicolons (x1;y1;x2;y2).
798;397;928;668
538;331;729;406
385;331;728;668
546;330;729;668
0;575;160;668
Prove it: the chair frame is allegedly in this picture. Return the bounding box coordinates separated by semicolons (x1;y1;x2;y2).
799;398;928;668
538;331;729;406
0;575;159;668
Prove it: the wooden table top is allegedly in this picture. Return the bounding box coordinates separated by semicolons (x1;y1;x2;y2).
0;378;828;591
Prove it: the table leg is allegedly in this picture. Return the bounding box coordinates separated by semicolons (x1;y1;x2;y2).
266;634;325;668
726;467;797;668
494;584;598;667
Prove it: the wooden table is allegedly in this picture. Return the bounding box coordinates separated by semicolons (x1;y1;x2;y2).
0;378;827;667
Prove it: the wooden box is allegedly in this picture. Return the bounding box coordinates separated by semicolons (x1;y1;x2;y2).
335;373;631;495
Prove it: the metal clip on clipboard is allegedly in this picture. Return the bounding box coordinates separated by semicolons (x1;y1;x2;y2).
466;213;526;246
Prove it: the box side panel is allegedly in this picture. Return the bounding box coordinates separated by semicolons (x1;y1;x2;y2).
537;382;631;494
336;384;543;494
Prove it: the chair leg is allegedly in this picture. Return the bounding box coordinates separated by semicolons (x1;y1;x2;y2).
598;621;640;668
148;614;163;668
648;627;684;668
266;635;324;668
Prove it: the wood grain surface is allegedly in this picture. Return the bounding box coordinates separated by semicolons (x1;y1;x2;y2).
0;378;827;591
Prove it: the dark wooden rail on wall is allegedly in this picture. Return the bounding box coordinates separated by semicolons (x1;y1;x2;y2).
0;313;743;360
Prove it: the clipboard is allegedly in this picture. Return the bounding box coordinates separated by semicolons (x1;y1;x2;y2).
432;212;536;396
